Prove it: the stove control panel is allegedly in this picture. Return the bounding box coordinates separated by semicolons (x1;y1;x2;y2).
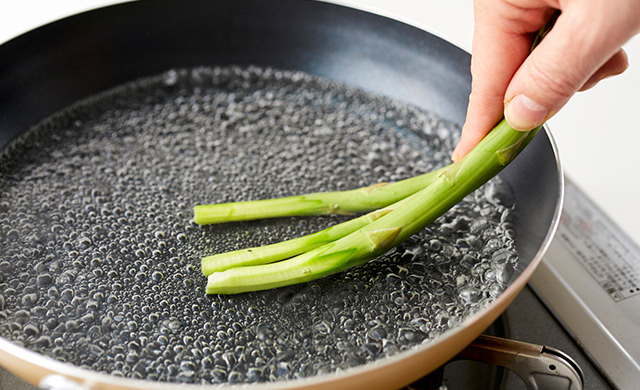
531;179;640;388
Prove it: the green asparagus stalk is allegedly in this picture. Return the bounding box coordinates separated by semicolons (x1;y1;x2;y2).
205;120;540;294
198;13;557;294
194;166;449;224
202;195;418;275
200;167;448;274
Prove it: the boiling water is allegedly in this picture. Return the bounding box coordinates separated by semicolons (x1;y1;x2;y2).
0;66;519;384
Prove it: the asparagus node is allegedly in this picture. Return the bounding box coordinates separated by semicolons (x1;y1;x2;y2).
201;200;399;275
206;222;405;294
193;166;449;225
206;120;540;294
206;246;358;294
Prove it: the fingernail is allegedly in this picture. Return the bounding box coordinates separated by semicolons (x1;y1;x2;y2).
504;95;549;131
451;146;460;163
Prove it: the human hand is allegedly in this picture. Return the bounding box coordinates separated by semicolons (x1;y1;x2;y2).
451;0;640;162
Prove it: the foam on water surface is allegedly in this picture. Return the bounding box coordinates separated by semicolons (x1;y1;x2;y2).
0;66;518;384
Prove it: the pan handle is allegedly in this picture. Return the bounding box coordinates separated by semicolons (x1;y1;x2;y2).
454;334;584;390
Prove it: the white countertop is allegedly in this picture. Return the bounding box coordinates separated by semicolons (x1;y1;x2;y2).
2;0;640;245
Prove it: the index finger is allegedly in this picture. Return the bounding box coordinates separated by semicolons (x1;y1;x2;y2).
452;0;553;161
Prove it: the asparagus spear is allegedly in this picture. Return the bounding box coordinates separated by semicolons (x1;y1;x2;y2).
201;193;419;275
198;13;557;294
200;167;449;275
205;121;540;294
194;166;449;224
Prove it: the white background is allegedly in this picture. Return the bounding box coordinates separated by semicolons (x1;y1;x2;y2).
2;0;639;245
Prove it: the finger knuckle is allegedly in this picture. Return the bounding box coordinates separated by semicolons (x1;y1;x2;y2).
527;58;579;103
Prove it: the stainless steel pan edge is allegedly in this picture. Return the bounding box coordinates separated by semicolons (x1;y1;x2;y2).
0;0;564;388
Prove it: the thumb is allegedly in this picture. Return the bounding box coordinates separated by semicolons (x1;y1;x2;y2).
503;7;632;131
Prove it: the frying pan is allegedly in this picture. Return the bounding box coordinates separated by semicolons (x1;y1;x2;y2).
0;0;563;388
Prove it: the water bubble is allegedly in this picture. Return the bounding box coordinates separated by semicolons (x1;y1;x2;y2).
34;335;51;348
77;236;93;250
246;367;262;382
495;263;515;284
366;326;387;341
163;70;179;86
36;273;53;287
314;320;332;335
91;344;105;357
398;328;423;343
161;318;182;334
151;271;164;282
458;286;482;304
211;368;227;382
23;323;39;337
21;293;38;307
